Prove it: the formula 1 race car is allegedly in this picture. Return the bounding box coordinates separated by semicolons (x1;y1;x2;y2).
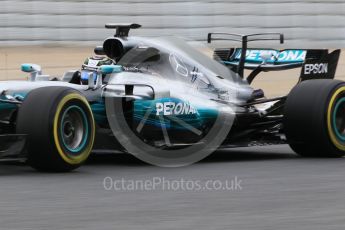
0;23;344;171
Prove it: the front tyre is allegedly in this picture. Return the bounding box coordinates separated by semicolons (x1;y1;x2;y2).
284;79;345;158
17;87;95;172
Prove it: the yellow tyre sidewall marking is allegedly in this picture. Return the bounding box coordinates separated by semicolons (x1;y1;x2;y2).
327;86;345;151
53;93;95;165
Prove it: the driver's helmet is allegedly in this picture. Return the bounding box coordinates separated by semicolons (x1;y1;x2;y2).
81;56;114;84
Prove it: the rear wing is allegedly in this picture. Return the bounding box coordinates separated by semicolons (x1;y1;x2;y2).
208;32;340;83
214;48;340;83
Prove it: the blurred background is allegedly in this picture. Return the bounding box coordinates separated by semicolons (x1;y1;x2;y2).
1;0;345;46
0;0;345;95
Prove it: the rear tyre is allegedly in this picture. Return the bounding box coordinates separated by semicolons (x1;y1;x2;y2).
284;79;345;157
288;143;314;157
17;87;95;172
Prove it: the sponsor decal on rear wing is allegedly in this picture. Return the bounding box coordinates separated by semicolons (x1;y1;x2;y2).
231;49;306;64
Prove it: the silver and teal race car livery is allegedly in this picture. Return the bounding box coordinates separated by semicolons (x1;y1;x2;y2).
0;23;344;171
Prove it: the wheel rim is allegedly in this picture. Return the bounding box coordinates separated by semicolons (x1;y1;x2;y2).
60;105;89;153
332;97;345;141
327;86;345;151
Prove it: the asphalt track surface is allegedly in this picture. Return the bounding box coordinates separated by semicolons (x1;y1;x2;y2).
1;145;345;230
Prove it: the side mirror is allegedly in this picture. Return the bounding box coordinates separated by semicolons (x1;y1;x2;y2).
21;63;41;73
105;72;170;100
99;65;123;75
88;65;123;90
21;64;42;81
